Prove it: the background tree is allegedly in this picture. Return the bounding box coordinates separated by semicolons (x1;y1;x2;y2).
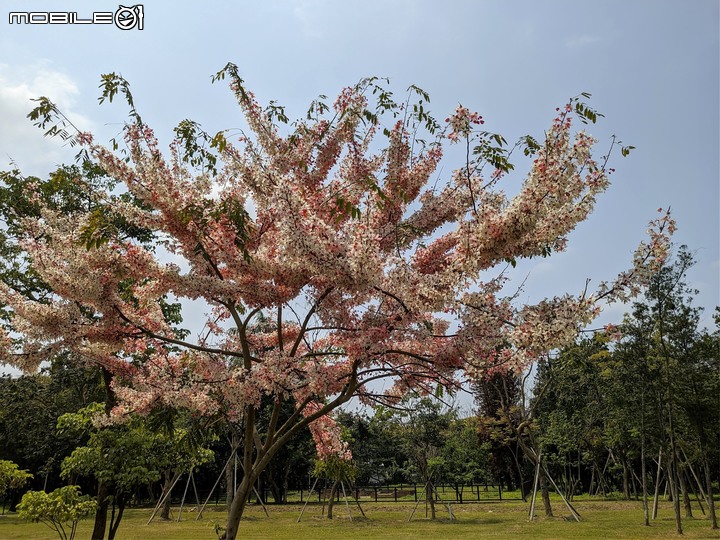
396;397;454;519
0;460;32;513
17;485;96;540
440;415;489;503
525;245;718;530
57;404;214;540
337;408;405;486
149;419;216;521
533;337;609;501
0;163;189;539
1;67;673;540
313;456;357;520
607;297;668;521
690;310;720;529
618;246;718;532
0;358;106;498
58;404;160;540
475;370;528;497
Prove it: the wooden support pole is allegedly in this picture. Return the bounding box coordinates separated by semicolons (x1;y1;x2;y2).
528;457;541;521
542;463;581;522
177;471;192;521
147;472;184;525
297;476;320;523
197;448;237;520
340;481;353;521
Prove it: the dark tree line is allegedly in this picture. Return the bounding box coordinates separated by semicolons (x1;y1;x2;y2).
472;246;718;530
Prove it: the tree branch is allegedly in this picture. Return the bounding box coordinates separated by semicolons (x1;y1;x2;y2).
289;287;333;357
113;305;245;359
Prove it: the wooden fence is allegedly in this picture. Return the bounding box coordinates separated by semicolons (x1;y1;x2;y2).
295;483;518;504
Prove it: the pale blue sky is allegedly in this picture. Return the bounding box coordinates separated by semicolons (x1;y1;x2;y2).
1;0;718;342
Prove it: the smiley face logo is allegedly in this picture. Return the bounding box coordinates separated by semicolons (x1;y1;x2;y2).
114;5;144;30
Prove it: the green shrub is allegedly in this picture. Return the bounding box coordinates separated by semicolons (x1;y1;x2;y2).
17;485;96;540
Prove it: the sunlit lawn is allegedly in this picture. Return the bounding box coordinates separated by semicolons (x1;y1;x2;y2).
1;497;718;539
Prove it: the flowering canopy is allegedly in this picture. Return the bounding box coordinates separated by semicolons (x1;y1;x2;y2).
0;66;673;463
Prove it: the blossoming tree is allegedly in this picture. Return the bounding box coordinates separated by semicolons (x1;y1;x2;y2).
0;64;673;539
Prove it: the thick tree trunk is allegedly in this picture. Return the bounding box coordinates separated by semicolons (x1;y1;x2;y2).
107;494;125;540
160;469;178;520
222;403;258;540
91;482;110;540
219;363;357;540
539;472;553;517
221;475;253;540
426;482;436;520
327;481;339;519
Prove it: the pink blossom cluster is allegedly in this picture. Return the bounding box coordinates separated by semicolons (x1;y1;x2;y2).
446;105;484;142
304;401;352;461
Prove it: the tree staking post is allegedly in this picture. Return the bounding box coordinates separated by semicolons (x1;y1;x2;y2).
299;457;364;522
197;447;237;520
297;476;321;523
408;481;455;522
147;473;184;525
177;469;203;522
528;455;541;521
541;463;581;522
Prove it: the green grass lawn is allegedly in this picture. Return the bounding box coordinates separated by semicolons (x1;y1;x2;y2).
1;498;718;539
